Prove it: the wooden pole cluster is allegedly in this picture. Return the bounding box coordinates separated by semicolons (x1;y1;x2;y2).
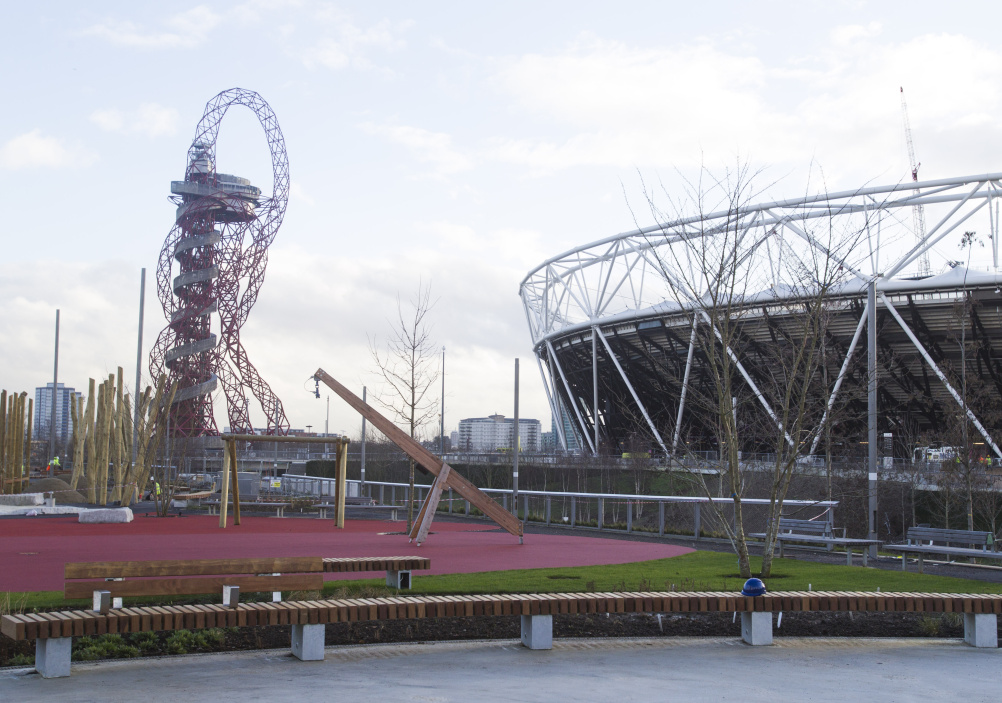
0;390;32;494
66;370;175;506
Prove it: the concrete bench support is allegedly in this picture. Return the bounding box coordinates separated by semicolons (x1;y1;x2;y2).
741;611;773;646
386;570;411;589
35;636;72;678
521;614;553;650
964;613;998;648
291;623;326;661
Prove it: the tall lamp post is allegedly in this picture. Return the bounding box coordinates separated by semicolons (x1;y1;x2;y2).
440;346;445;455
513;358;519;519
49;309;60;464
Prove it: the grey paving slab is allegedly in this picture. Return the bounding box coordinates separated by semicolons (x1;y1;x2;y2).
1;637;1000;703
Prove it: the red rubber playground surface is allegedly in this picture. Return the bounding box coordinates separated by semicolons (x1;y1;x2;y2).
1;515;694;592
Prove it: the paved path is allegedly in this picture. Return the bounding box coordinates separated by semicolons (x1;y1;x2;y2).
2;637;999;702
0;515;692;591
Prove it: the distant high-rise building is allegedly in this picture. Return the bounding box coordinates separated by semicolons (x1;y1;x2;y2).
457;414;541;452
34;383;81;449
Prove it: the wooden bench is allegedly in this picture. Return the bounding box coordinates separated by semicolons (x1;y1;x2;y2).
205;500;290;517
322;556;429;588
64;557;325;606
169;491;214;511
6;590;999;678
63;556;430;604
750;518;881;566
885;527;1000;573
316;503;400;521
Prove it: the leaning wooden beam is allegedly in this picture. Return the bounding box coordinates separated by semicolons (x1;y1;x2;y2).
314;367;523;543
410;463;451;546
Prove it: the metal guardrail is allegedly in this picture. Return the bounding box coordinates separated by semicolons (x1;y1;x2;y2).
280;474;838;539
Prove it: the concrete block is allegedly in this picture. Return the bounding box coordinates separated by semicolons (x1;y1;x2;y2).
92;590;111;614
964;613;998;648
741;611;773;646
291;624;325;661
223;585;240;607
78;508;134;524
35;637;72;678
521;614;553;650
0;493;44;506
386;570;411;589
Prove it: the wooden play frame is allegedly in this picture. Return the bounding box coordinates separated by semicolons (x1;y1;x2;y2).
216;434;350;528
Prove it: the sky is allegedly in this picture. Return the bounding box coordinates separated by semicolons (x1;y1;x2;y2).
2;1;1002;440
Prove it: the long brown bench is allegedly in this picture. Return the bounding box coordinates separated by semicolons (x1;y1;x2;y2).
64;556;430;602
5;590;999;678
322;557;429;588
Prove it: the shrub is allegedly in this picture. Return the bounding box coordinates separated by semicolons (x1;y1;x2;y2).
130;631;161;654
72;634;140;661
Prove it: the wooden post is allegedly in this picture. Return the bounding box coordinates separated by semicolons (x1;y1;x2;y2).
0;390;7;493
83;379;97;503
219;447;231;528
111;367;125;504
335;439;347;528
228;439;241;526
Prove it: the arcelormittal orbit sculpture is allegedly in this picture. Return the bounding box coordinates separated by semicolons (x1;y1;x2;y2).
150;88;290;437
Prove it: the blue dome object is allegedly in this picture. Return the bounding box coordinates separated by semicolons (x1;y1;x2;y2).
741;578;766;596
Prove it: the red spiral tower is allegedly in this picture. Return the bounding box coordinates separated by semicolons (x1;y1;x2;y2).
150;88;290;437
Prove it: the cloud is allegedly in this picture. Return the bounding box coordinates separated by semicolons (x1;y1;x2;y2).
830;22;882;46
90;103;180;137
80;5;222;49
245;243;548;433
297;11;408;71
488;32;1002;182
361;122;473;175
0;130;97;170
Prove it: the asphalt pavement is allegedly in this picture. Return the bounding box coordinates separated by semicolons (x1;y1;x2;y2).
2;637;999;702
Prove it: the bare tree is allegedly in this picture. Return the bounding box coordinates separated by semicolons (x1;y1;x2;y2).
369;281;439;530
937;234;1001;531
635;163;867;577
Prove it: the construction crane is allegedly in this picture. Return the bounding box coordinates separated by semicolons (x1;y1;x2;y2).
900;86;931;277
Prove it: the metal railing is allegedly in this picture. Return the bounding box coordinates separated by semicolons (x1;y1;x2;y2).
279;474;838;540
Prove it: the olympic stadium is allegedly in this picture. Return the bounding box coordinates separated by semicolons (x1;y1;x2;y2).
520;173;1002;460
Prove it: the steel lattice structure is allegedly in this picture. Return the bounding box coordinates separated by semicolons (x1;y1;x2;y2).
521;173;1002;458
150;88;290;437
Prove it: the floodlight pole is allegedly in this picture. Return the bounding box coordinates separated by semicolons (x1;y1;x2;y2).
49;309;60;462
867;279;878;559
512;358;519;515
360;387;367;487
440;347;445;455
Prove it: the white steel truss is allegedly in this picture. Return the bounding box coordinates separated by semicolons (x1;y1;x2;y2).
521;173;1002;457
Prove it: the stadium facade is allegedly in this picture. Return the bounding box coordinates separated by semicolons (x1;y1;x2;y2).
520;173;1002;460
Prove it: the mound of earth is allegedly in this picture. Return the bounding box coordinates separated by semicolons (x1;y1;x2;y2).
29;477;86;504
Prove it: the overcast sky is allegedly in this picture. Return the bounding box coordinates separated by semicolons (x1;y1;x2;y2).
2;1;1001;440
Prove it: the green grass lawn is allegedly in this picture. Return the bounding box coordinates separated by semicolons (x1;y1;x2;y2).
7;551;1002;615
383;551;1002;596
